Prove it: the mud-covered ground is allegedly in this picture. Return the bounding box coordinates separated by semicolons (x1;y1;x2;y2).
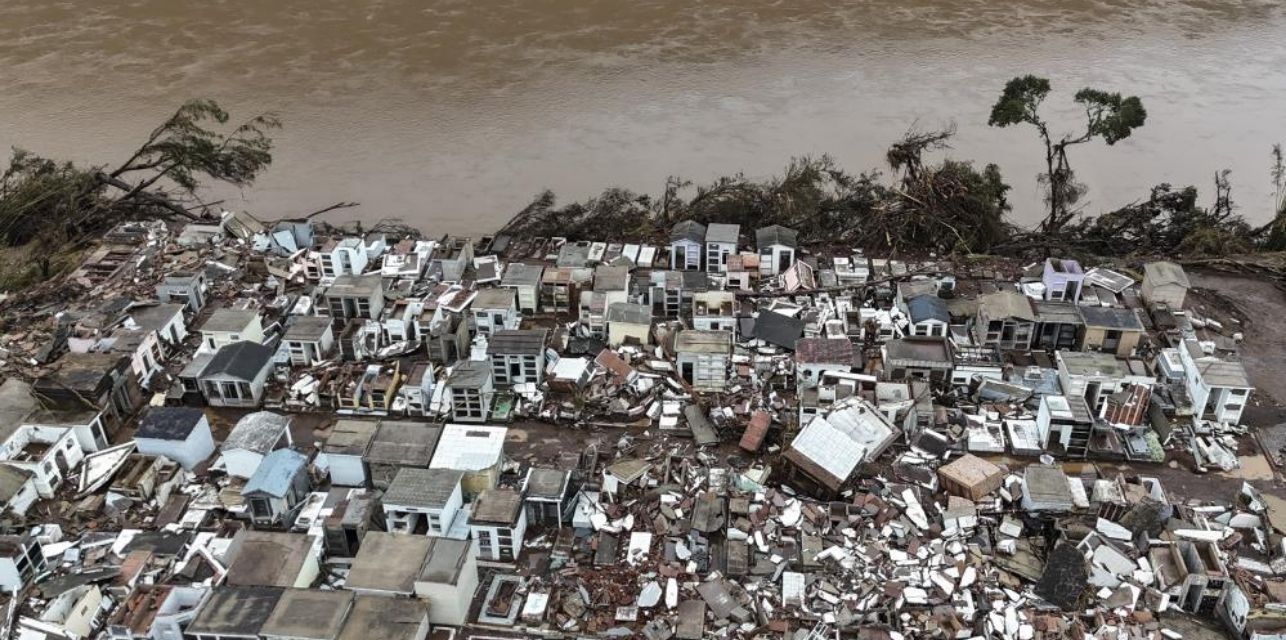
1188;271;1286;410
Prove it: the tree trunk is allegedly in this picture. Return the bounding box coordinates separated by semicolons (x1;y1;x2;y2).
93;172;206;221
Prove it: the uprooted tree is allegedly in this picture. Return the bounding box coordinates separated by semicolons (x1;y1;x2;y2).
987;75;1147;235
0;99;279;274
501;128;1015;255
1055;179;1253;256
877;126;1013;254
1261;144;1286;251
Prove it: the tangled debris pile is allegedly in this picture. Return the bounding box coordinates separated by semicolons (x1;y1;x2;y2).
0;211;1283;640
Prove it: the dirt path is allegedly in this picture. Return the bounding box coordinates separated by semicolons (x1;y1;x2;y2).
1188;271;1286;407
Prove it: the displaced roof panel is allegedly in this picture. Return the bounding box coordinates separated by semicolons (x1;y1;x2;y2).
794;337;854;364
754;311;805;349
740;410;771;452
1084;267;1134;293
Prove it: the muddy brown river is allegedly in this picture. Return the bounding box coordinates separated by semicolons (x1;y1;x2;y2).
1;0;1283;233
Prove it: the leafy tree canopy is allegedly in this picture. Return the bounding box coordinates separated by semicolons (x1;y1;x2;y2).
987;75;1051;129
0;99;279;250
1074;89;1147;145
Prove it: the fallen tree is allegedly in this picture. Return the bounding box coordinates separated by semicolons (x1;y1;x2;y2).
501;126;1281;264
0;100;279;278
502;129;1016;256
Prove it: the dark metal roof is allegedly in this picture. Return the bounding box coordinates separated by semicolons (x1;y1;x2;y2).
200;341;274;381
136;407;206;441
669;220;707;244
906;295;949;324
705;223;740;244
794;337;855;364
1078;306;1144;331
753;311;805;350
1034;542;1088;610
684;404;720;446
755;225;798;249
487;329;547;356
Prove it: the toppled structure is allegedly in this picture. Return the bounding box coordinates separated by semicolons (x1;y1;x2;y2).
0;214;1278;640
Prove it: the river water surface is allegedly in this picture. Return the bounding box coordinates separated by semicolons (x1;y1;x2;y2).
1;0;1284;233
